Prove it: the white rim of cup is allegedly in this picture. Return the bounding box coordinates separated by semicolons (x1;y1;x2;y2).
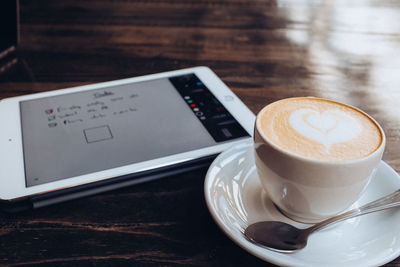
255;97;386;165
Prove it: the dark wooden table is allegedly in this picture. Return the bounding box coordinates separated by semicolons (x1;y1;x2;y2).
1;0;400;266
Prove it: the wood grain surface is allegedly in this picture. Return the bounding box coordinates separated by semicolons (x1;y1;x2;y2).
1;0;400;266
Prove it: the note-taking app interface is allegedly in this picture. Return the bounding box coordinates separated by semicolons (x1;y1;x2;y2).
20;74;249;187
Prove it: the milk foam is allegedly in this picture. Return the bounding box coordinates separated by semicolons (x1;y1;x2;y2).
258;97;382;161
289;108;361;151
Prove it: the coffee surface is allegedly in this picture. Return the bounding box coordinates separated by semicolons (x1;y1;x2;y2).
258;97;383;161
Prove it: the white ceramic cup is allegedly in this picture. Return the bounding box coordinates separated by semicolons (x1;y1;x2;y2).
254;99;386;223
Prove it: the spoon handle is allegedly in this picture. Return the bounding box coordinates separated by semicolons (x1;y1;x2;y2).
308;189;400;234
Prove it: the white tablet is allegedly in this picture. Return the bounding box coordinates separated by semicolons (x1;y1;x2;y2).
0;66;255;211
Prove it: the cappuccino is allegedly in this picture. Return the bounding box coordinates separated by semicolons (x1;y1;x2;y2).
257;97;383;161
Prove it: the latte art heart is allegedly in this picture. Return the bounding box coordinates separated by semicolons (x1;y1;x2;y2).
289;109;361;150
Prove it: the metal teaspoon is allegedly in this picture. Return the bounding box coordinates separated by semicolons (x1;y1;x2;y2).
244;189;400;253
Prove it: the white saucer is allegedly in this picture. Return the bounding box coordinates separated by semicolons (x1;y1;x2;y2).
204;141;400;267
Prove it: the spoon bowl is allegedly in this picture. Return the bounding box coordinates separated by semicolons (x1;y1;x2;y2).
245;221;308;253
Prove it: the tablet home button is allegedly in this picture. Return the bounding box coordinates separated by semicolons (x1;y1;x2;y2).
224;95;234;101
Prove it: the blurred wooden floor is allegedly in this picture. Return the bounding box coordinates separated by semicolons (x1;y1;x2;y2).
1;0;400;266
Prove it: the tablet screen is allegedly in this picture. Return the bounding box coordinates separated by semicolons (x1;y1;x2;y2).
20;74;249;187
